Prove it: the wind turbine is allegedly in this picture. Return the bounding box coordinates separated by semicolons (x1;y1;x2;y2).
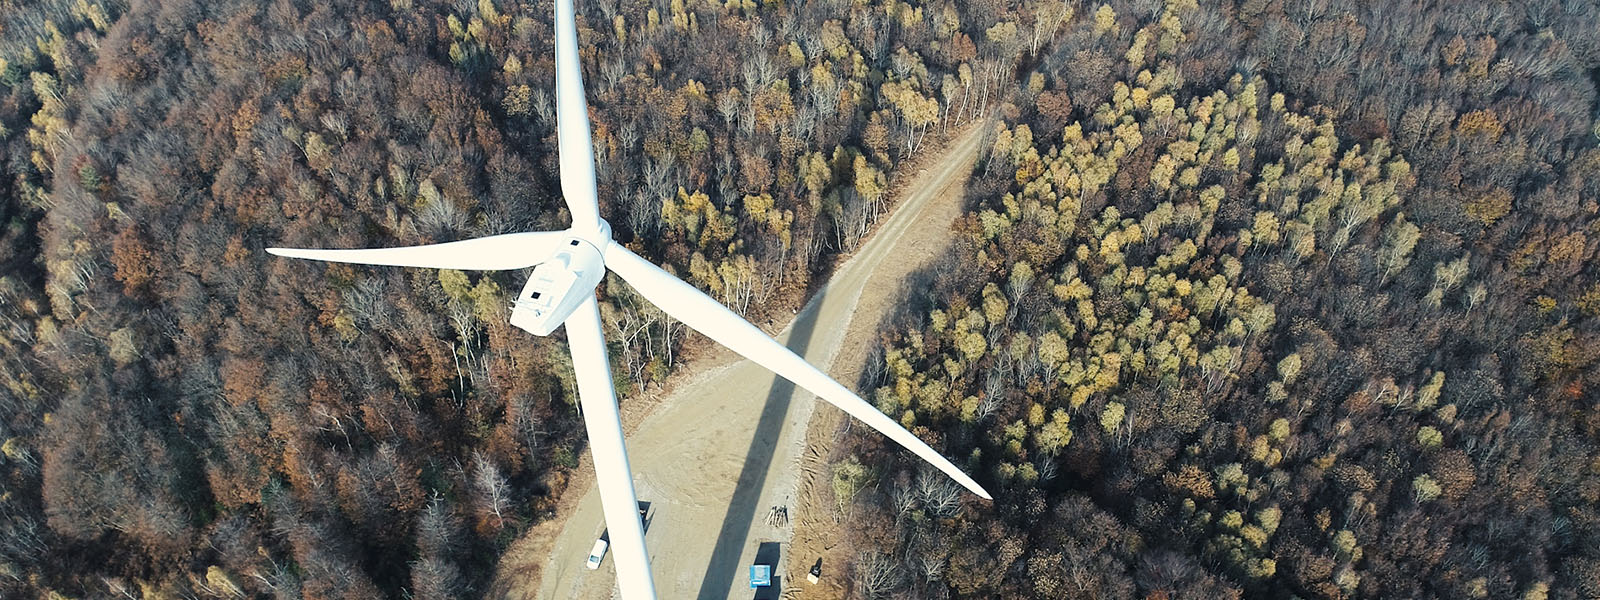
267;0;990;596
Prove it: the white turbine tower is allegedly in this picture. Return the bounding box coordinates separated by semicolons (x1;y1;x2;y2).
267;0;990;597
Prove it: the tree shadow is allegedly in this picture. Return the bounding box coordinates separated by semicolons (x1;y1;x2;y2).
853;244;971;393
694;288;823;599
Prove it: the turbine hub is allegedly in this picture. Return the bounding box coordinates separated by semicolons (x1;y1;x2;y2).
574;217;613;252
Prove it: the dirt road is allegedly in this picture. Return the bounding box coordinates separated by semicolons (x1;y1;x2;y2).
518;121;988;600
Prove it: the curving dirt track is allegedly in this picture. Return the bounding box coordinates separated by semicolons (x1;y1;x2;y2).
495;121;988;600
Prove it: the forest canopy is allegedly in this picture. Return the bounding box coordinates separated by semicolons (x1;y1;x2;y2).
824;0;1600;598
1;0;1598;598
0;0;1006;596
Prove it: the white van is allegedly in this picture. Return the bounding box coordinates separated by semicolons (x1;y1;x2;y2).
585;539;609;570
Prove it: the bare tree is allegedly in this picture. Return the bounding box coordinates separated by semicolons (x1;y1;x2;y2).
341;278;389;334
1038;457;1059;483
916;470;963;518
643;153;676;200
890;478;919;524
1030;0;1075;56
795;105;818;140
855;551;905;599
716;91;741;127
531;87;553;125
985;357;1009;401
741;61;762;95
739;107;757;137
601;57;627;92
617;121;640;152
626;188;659;238
1014;348;1042;387
416;492;457;557
797;28;823;57
975;389;1002;422
472;452;510;528
753;51;779;88
749;19;771;51
410;556;462;600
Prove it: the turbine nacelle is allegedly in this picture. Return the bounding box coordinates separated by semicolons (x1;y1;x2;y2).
511;235;606;336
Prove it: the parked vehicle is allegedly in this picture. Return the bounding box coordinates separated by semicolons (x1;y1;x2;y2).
587;503;647;571
748;564;771;588
750;540;782;594
586;539;609;570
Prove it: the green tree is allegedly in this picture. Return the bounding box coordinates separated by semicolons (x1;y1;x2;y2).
1100;401;1125;435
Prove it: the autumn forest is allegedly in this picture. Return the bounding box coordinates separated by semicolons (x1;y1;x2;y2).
1;0;1598;598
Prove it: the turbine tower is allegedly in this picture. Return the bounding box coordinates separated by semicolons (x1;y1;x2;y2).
267;0;990;596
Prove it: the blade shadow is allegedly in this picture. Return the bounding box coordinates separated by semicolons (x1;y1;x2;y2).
695;289;824;599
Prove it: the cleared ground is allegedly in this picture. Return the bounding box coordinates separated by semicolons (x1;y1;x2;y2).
493;121;987;600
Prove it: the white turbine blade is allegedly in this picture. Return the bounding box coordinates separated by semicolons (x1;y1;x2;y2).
554;0;602;232
604;245;992;500
566;294;657;600
267;232;566;270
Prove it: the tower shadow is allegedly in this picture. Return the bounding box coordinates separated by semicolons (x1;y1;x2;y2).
694;288;824;598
